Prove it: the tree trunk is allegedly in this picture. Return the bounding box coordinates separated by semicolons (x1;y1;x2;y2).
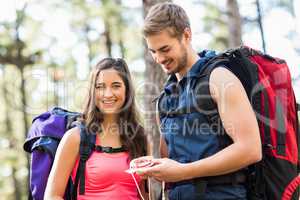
53;79;59;106
20;70;29;138
16;23;31;196
255;0;266;53
226;0;242;48
84;24;93;70
2;71;22;200
15;10;31;160
115;0;126;58
12;166;22;200
142;0;168;158
2;72;13;149
104;21;112;57
16;25;31;198
19;66;31;196
142;0;169;199
119;37;126;58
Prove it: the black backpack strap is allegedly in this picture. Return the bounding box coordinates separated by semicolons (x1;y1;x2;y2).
72;124;95;199
94;145;126;153
261;87;272;150
66;113;81;130
153;91;166;120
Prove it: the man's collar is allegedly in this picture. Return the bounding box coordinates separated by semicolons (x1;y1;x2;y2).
163;74;177;94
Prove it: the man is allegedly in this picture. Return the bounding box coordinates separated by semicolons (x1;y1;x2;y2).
139;2;262;200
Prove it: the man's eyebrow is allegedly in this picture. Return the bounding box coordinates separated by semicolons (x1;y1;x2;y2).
149;45;169;52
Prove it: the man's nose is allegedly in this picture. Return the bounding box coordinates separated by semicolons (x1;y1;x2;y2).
155;53;167;64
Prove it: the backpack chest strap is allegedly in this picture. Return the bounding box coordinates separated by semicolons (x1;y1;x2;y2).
94;145;126;153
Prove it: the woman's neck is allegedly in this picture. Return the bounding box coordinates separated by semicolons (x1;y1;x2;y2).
100;114;120;137
102;113;118;126
99;117;122;147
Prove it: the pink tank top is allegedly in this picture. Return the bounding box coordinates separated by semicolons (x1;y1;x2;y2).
71;136;141;200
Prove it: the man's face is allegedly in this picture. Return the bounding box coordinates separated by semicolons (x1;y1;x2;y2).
146;29;188;75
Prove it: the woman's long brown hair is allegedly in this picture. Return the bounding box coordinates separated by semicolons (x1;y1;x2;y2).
82;58;147;159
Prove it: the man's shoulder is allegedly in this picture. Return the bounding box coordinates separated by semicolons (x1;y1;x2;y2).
209;66;240;86
209;66;246;104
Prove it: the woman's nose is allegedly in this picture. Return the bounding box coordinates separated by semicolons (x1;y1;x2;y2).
103;87;114;97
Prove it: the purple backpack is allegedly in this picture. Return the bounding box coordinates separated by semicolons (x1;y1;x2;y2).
23;107;95;200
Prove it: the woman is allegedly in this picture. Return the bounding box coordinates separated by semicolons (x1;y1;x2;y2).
44;58;148;200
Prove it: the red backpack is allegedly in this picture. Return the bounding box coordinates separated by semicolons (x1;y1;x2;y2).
199;46;300;200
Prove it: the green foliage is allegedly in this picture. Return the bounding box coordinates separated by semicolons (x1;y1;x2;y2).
202;1;229;50
0;2;145;197
0;0;298;199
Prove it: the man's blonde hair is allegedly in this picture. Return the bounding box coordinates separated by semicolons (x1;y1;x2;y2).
143;2;190;39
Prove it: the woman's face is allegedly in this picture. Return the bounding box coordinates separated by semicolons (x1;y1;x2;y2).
95;69;126;115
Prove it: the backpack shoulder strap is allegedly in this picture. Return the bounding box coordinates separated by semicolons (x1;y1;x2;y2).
199;54;230;77
181;55;230;117
153;91;166;121
72;124;96;199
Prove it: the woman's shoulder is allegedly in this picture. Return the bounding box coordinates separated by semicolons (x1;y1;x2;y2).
59;126;81;153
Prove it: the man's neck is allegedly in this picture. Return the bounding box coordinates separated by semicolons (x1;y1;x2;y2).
176;49;199;81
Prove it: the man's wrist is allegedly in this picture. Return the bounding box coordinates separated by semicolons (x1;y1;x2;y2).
180;162;196;181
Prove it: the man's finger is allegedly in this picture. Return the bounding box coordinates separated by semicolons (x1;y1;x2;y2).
136;164;160;176
150;158;164;165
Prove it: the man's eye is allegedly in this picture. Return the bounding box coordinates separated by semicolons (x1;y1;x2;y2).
161;48;170;53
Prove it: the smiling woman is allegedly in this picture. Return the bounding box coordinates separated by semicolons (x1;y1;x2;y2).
95;68;126;115
44;58;148;200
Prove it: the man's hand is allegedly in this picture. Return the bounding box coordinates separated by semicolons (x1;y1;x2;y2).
136;158;187;182
126;156;154;179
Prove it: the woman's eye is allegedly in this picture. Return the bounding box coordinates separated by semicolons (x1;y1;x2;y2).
96;85;105;90
112;85;121;89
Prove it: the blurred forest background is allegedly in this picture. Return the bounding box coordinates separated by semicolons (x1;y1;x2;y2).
0;0;299;199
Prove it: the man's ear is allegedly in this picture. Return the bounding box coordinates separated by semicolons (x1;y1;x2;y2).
182;27;192;42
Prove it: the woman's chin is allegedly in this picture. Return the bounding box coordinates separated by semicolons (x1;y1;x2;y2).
101;108;120;115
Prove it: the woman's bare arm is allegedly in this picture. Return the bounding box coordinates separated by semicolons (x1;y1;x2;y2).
44;127;80;200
